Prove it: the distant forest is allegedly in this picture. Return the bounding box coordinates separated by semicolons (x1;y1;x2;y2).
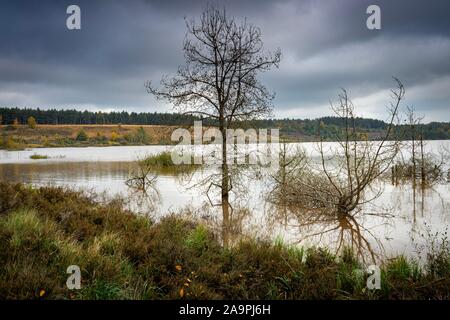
0;107;199;126
1;107;449;140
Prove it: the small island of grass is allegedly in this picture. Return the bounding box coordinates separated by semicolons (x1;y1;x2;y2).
29;154;49;160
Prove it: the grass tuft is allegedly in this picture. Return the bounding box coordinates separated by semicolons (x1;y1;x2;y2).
29;154;49;160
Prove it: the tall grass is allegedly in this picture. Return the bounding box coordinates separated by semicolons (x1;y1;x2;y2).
141;151;175;167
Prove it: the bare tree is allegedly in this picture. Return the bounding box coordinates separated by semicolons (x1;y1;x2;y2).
394;107;445;187
313;78;404;217
404;106;424;187
125;156;161;214
268;79;405;261
268;142;307;223
146;6;281;245
126;156;159;193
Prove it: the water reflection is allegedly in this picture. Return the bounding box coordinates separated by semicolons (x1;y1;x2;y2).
265;179;450;262
0;161;203;216
0;154;448;261
0;161;131;183
265;198;385;263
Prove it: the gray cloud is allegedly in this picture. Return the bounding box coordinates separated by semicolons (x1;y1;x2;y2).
0;0;449;121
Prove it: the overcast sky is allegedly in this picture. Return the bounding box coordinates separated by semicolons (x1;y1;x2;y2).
1;0;449;121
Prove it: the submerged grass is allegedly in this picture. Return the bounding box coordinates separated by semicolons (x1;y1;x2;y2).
140;151;198;168
141;151;175;166
0;182;449;300
29;154;49;160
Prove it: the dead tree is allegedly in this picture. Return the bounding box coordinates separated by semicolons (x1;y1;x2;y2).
125;156;161;214
146;6;280;246
268;79;405;261
268;142;308;224
398;108;445;187
126;156;159;192
405;106;424;187
314;78;404;218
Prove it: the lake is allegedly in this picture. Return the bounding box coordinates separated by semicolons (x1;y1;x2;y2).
1;140;449;263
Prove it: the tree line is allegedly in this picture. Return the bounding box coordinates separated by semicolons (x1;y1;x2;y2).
0;107;449;140
0;107;199;126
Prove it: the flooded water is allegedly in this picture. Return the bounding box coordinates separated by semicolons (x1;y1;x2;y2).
1;141;449;262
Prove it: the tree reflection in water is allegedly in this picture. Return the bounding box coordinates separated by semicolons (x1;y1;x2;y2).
266;200;394;264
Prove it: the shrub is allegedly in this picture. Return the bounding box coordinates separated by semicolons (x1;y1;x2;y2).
135;127;150;144
1;135;20;150
75;129;88;141
110;131;119;142
95;132;107;142
12;118;19;129
27;116;37;129
125;127;150;144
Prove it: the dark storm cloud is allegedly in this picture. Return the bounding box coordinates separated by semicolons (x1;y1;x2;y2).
0;0;449;120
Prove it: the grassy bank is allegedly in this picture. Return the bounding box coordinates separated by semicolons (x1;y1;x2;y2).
0;182;449;300
0;124;178;150
0;124;285;150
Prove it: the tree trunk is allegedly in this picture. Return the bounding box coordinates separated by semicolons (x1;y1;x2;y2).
220;123;231;247
420;133;425;187
411;131;416;188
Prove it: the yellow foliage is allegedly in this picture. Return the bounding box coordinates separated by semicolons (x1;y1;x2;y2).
27;116;37;129
110;131;119;142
